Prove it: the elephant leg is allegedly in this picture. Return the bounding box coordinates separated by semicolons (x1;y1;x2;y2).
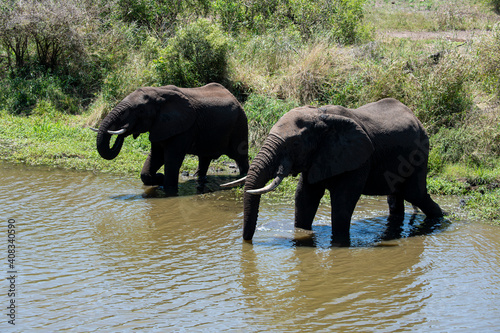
235;156;249;176
387;194;405;217
405;192;443;218
228;136;249;176
227;149;249;176
329;170;367;246
140;144;164;186
163;149;185;196
330;192;362;247
294;174;325;230
195;156;211;192
385;195;405;240
403;173;443;218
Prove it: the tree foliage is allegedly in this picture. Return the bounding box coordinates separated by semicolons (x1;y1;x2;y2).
0;0;92;71
154;19;230;87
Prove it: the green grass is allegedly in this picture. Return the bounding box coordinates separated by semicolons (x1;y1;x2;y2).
366;0;499;32
0;113;213;177
465;189;500;222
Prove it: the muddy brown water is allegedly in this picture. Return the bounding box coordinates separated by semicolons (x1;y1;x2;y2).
1;162;499;332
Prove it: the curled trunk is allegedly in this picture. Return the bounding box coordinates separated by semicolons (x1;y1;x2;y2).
96;103;129;160
96;129;125;160
242;134;290;240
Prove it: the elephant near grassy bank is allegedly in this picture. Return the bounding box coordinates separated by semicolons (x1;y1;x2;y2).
223;98;443;246
91;83;249;196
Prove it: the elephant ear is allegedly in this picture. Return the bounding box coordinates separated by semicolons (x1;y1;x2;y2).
149;90;197;142
308;115;374;184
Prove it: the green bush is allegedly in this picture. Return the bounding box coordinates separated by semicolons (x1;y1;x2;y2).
112;0;211;35
210;0;370;44
0;68;80;115
154;19;230;87
361;45;473;133
477;23;500;96
243;94;299;150
430;123;500;169
233;29;302;76
491;0;500;14
414;57;473;132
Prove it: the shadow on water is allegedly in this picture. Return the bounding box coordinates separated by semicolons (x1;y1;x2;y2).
263;214;451;249
110;174;241;200
137;175;241;199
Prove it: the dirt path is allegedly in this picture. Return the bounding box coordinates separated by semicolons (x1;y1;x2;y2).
379;30;490;42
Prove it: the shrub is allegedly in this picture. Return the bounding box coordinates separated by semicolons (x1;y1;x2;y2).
244;94;299;150
0;68;80;115
112;0;211;35
210;0;247;34
414;56;473;132
232;38;361;105
0;0;112;112
154;19;230;87
0;0;90;71
279;43;339;104
86;50;157;126
491;0;500;14
477;23;500;96
430;114;500;169
211;0;370;44
362;45;473;133
287;0;370;43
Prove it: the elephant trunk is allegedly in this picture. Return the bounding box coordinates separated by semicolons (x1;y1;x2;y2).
96;103;130;160
243;134;291;240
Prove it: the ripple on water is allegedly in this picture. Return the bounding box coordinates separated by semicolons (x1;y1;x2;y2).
0;163;499;332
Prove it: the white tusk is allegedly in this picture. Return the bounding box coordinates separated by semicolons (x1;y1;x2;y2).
89;127;99;132
220;176;247;187
246;175;284;195
108;128;127;135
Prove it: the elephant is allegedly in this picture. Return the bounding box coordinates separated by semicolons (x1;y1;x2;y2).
223;98;443;246
91;83;249;196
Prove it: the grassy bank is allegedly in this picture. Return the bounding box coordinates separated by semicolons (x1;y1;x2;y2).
0;0;499;223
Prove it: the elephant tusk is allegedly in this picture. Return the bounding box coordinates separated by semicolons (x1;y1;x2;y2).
89;127;99;132
246;175;284;195
107;128;127;135
220;176;247;187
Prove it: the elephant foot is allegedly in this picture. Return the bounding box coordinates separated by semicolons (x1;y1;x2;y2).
383;215;405;240
141;173;164;186
162;186;179;197
331;234;350;247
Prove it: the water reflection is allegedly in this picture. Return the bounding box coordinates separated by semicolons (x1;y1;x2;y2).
0;162;499;332
240;228;428;331
252;208;451;248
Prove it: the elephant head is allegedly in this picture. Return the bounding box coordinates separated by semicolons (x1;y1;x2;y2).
91;87;196;160
226;106;375;240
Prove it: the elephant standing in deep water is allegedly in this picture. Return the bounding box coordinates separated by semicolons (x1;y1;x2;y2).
91;83;249;196
223;98;443;246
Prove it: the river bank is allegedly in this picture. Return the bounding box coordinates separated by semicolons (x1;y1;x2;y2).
0;112;498;224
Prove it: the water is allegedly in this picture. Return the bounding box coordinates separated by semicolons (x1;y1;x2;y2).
0;162;499;332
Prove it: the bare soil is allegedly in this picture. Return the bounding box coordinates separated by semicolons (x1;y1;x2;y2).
379;30;490;42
